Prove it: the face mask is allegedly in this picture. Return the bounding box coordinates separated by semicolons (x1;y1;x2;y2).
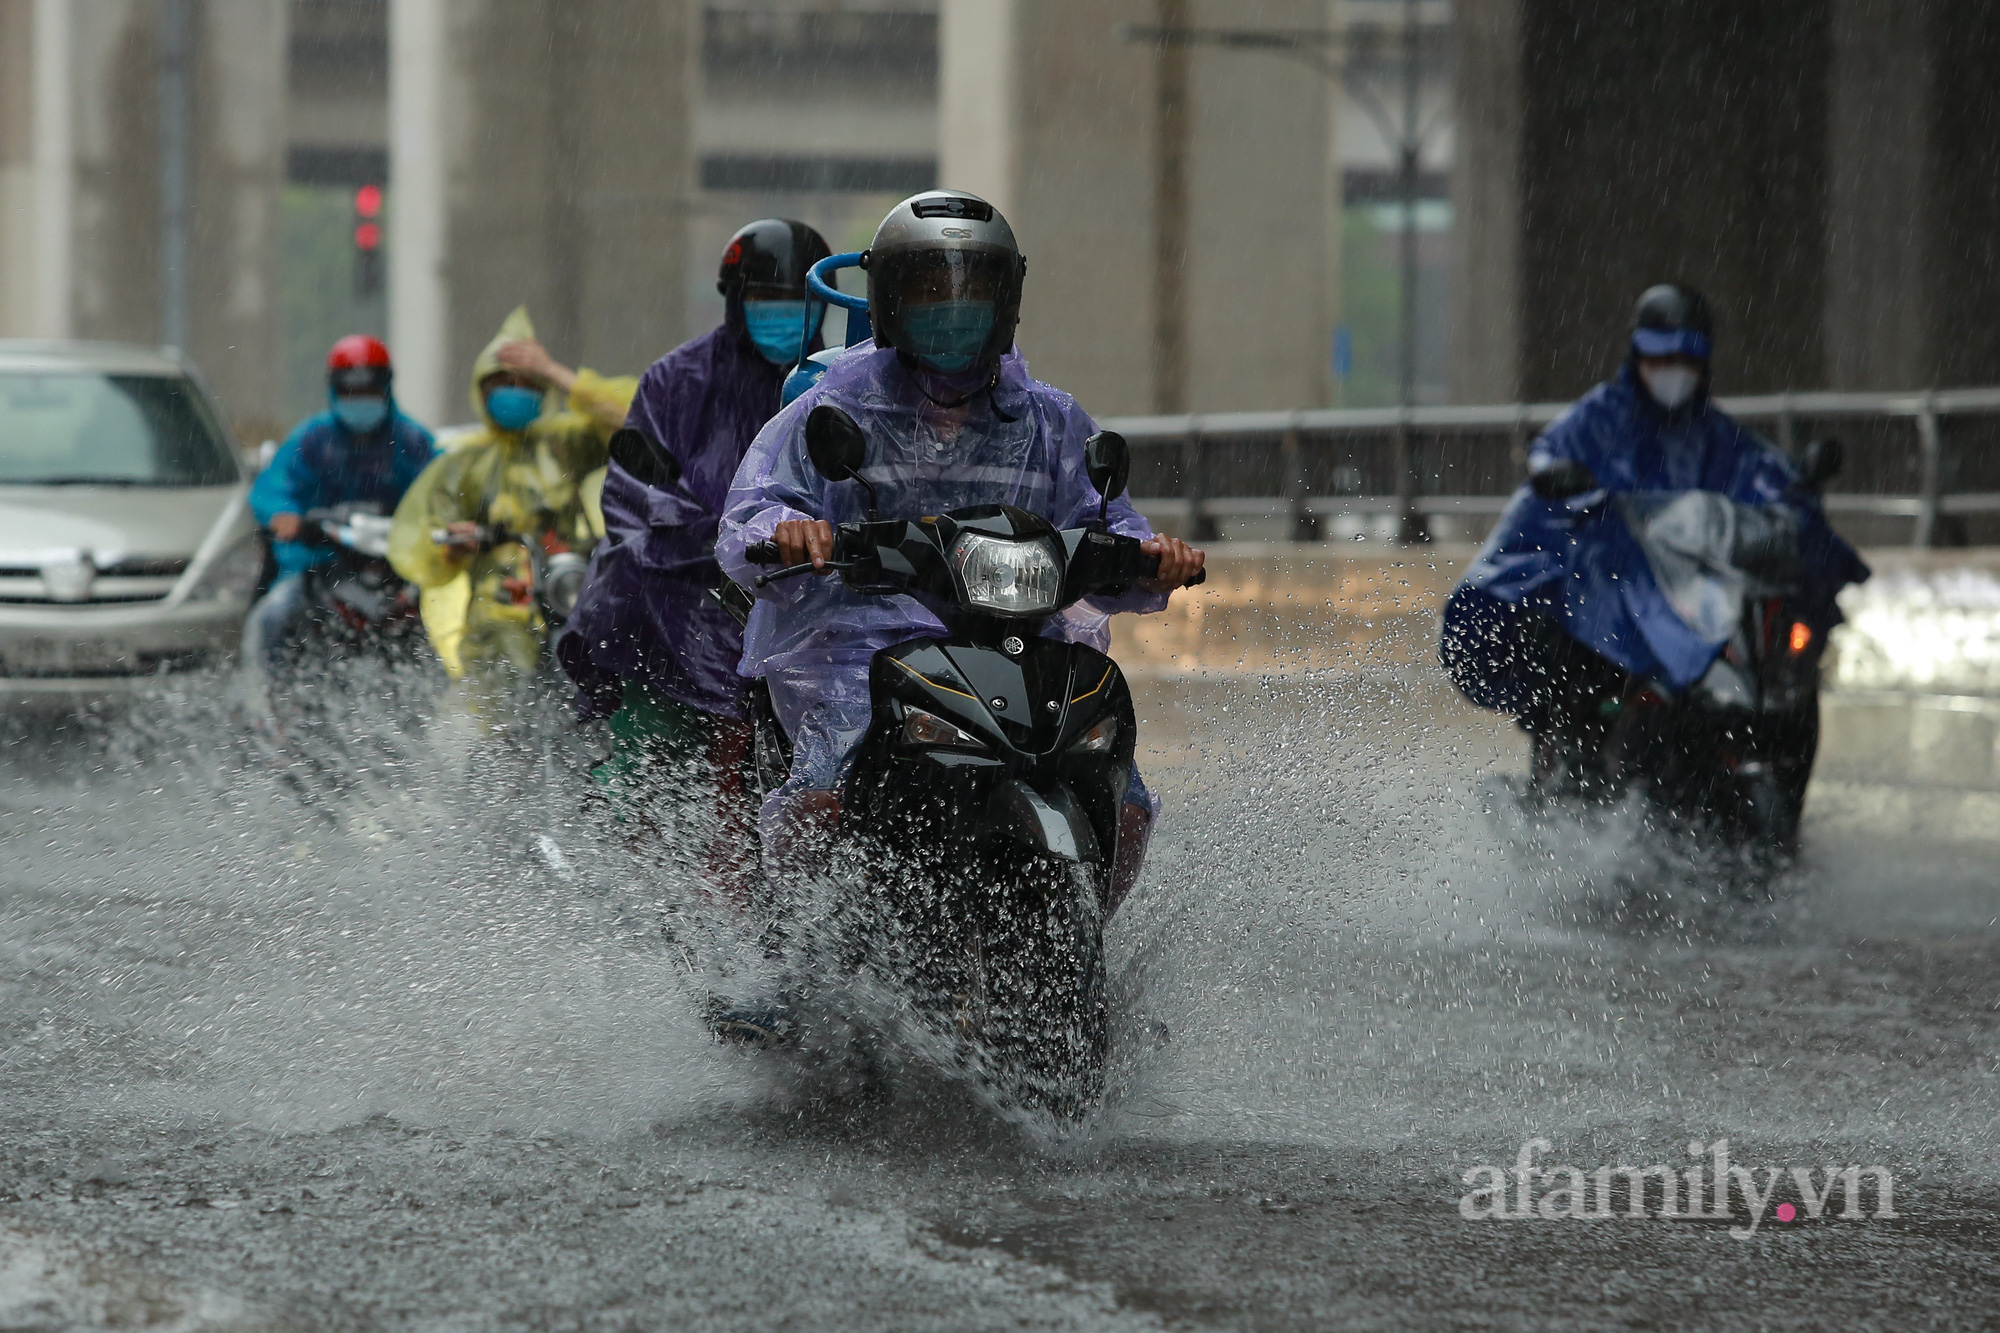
743;300;810;366
485;385;543;432
332;394;389;434
1641;363;1701;411
900;300;996;375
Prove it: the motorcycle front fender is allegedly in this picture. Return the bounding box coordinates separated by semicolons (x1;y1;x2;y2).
987;778;1099;863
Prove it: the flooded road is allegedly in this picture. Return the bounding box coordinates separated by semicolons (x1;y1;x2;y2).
1;670;1996;1330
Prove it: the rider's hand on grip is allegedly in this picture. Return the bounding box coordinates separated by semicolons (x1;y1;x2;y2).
1530;458;1600;501
774;518;837;571
1139;535;1206;591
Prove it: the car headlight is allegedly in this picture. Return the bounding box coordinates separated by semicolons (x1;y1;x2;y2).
1068;716;1119;755
948;532;1063;615
185;537;264;605
899;707;987;751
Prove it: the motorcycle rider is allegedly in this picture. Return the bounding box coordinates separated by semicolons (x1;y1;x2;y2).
244;335;436;684
557;220;831;887
387;306;636;703
716;191;1204;919
1439;283;1867;783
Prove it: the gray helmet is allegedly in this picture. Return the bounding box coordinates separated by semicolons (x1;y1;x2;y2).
862;191;1026;382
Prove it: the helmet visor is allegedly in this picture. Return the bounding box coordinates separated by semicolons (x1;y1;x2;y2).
875;247;1016;373
1632;326;1712;360
330;364;393;395
878;246;1012;307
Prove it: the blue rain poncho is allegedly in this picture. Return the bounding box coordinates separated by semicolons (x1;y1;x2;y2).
716;345;1168;798
250;408;435;578
1442;363;1869;708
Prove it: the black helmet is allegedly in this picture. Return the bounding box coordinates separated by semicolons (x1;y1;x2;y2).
1631;283;1714;361
863;191;1025;383
717;218;832;303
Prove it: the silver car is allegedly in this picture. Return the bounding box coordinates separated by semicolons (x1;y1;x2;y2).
0;341;261;703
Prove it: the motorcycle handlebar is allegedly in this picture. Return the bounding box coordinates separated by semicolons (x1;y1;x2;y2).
746;531;1205;587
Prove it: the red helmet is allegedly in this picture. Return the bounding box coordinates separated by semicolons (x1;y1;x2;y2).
327;334;393;394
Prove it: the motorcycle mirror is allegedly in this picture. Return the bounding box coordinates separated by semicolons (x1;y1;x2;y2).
1796;436;1844;491
1085;431;1131;521
1530;458;1599;501
608;427;681;490
805;405;868;482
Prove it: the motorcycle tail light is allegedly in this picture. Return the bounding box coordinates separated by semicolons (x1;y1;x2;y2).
1069;716;1119;755
948;532;1063;615
899;707;986;751
1788;621;1812;655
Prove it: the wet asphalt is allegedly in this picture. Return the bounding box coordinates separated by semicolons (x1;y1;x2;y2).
1;673;1996;1330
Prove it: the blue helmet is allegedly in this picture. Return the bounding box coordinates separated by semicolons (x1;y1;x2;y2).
1630;284;1714;361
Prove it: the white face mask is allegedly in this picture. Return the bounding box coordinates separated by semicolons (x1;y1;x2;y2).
1641;363;1701;411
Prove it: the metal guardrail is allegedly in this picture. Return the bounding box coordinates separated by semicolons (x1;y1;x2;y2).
1101;386;2000;548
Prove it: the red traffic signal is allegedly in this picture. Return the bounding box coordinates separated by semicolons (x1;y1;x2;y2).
352;183;384;296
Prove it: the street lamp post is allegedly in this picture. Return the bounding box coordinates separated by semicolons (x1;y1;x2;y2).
1121;6;1448;542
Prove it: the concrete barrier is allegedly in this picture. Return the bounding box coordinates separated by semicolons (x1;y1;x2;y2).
1110;543;1480;683
1118;543;2000;827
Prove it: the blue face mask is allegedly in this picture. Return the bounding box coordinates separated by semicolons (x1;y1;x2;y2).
901;300;996;375
485;385;543;432
743;300;812;366
332;394;389;434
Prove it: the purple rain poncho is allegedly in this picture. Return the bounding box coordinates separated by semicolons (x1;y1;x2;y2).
716;344;1169;796
561;325;800;719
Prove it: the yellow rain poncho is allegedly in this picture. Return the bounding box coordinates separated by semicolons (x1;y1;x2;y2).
388;306;634;693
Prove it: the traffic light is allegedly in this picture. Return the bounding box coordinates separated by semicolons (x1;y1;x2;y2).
353;183;383;297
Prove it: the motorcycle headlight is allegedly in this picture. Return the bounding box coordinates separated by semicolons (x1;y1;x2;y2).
899;707;987;751
185;537;264;605
948;532;1063;616
1068;716;1119;755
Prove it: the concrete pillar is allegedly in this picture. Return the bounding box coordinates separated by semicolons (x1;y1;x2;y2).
40;1;284;436
390;0;693;427
0;0;72;340
1451;0;1830;402
1829;0;2000;391
1824;0;1932;389
1181;0;1335;415
188;0;288;440
1447;0;1522;402
67;2;159;353
1918;1;2000;388
939;0;1018;218
940;0;1336;419
0;0;38;337
389;0;449;425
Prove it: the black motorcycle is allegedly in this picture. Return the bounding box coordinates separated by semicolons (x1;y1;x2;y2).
285;503;424;661
258;504;430;784
732;406;1202;1113
1526;440;1846;877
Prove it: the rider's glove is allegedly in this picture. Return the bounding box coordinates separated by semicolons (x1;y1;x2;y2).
1530;458;1600;501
